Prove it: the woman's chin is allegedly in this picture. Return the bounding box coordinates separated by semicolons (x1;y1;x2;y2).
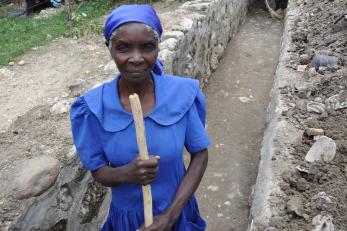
123;72;150;83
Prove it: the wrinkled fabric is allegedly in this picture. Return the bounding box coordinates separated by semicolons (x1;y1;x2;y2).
104;4;164;75
70;74;210;231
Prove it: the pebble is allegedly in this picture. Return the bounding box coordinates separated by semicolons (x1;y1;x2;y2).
239;96;251;103
213;172;223;177
305;128;324;136
297;64;308;72
207;185;219;192
8;62;15;66
224;201;231;206
18;60;26;66
217;213;224;217
305;136;336;162
306;101;326;114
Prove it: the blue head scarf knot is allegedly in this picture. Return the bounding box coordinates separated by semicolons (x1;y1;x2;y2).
104;4;164;76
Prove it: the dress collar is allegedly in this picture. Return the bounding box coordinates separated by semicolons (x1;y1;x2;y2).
84;73;200;132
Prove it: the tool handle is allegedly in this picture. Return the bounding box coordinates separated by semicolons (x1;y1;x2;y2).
129;94;153;227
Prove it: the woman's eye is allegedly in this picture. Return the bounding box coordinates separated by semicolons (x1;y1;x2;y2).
142;43;157;51
115;44;130;52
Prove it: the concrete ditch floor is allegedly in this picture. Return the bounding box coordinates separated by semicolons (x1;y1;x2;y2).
196;8;283;230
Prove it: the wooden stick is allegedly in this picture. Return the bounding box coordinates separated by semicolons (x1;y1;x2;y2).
129;94;153;227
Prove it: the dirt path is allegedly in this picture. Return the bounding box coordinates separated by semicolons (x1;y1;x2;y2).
196;9;283;230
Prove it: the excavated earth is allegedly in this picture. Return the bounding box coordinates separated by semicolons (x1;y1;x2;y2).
261;0;347;230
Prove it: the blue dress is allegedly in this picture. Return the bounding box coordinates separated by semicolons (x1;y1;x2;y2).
70;73;211;231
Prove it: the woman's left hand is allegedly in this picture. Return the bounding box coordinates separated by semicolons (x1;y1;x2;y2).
137;214;174;231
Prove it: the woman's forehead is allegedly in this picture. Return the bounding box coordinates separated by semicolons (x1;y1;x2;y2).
110;23;159;41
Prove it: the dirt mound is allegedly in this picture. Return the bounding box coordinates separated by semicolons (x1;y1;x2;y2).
268;0;347;229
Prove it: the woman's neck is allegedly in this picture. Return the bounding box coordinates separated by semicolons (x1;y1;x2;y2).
119;76;153;98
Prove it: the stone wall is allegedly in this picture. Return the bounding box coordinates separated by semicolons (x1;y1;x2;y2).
8;0;252;230
159;0;251;88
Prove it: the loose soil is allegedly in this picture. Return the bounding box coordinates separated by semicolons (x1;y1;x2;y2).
267;0;347;230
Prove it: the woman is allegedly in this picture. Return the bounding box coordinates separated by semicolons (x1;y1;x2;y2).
70;4;210;231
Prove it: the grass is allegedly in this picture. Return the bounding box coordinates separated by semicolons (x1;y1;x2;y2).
0;0;118;65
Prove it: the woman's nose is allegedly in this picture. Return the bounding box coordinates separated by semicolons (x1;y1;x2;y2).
129;49;144;64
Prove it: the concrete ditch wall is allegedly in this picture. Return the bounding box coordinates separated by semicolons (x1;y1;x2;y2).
8;0;252;230
248;1;303;230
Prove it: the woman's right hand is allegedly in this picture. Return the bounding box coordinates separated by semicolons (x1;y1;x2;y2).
123;155;160;185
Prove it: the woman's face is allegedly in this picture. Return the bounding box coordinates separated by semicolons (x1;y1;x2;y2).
109;23;159;84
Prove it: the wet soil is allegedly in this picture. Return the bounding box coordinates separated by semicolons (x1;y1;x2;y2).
196;9;283;230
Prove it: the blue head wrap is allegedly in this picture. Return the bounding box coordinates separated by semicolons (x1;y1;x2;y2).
104;4;164;75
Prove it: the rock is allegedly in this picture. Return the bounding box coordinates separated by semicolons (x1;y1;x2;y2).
296;178;307;192
305;128;324;137
8;61;15;66
286;195;304;217
312;214;334;231
159;38;178;51
299;55;310;65
12;156;60;199
50;99;72;115
307;101;325;114
161;31;184;41
181;3;210;12
308;192;334;210
68;79;87;97
158;49;174;74
297;64;308;72
181;18;194;31
217;213;224;217
295;99;306;111
308;67;317;77
103;61;118;75
305;136;336;162
18;60;26;66
313;54;339;71
325;90;347;111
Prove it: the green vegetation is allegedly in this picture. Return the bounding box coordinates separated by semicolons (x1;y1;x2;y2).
0;0;118;65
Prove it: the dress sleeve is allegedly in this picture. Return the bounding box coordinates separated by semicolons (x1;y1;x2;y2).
70;97;109;171
185;90;211;154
